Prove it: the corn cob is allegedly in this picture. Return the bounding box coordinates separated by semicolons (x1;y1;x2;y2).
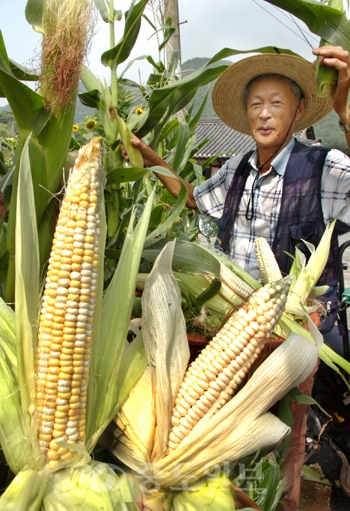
205;263;254;304
316;44;338;98
168;275;292;452
255;237;282;285
35;137;102;469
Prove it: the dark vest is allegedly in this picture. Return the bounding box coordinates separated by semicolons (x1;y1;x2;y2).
216;140;345;332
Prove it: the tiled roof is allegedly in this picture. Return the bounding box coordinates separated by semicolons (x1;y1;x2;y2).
194;118;255;158
194;118;314;158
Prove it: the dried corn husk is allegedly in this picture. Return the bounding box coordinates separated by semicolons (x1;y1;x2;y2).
141;241;190;462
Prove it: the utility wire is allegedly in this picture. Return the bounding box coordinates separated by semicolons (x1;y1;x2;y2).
288;12;315;50
252;0;319;47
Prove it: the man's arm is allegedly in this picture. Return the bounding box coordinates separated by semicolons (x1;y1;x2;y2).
313;45;350;148
121;136;197;209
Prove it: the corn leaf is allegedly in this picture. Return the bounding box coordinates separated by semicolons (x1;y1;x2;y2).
155;413;290;489
302;465;332;486
94;0;122;23
101;0;149;67
106;166;148;185
143;240;221;278
279;312;350;385
0;54;48;131
264;0;350;50
25;0;44;33
320;342;350;375
86;191;154;451
138;46;298;139
175;272;232;314
145;182;188;243
142;241;190;462
170;120;190;174
5;99;76;303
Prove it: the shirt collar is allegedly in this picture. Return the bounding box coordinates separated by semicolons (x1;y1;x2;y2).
249;137;296;176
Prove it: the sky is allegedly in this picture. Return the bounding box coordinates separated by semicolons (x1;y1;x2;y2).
0;0;321;106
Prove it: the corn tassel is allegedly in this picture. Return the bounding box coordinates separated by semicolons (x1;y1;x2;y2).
35;137;103;468
255;237;282;284
168;275;293;452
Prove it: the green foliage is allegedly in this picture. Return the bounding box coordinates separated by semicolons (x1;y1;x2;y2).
264;0;350;49
182;57;233;118
314;110;349;153
232;455;286;511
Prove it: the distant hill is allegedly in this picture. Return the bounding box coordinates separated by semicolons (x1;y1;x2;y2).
0;94;95;125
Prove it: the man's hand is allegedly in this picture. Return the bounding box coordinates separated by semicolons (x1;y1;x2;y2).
313;45;350;123
120;134;197;209
121;135;164;168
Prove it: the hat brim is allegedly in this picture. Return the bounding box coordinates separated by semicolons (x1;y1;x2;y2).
212;54;333;135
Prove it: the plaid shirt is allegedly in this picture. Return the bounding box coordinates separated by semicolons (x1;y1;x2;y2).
193;137;350;278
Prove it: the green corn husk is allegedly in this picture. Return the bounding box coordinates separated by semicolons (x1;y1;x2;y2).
0;469;49;511
286;220;336;316
42;461;141;511
116;114;144;168
316;40;339;97
164;472;236;511
0;342;35;474
315;0;345;98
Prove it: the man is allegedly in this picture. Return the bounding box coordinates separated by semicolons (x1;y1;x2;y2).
123;46;350;331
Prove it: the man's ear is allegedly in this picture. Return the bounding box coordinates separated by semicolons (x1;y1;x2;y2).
296;97;306;120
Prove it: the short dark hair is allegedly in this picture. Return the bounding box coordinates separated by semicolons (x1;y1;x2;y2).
244;73;304;107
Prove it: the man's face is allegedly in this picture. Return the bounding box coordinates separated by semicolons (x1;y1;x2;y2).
246;76;305;153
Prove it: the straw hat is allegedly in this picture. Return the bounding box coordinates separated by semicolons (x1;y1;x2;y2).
212;53;333;135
